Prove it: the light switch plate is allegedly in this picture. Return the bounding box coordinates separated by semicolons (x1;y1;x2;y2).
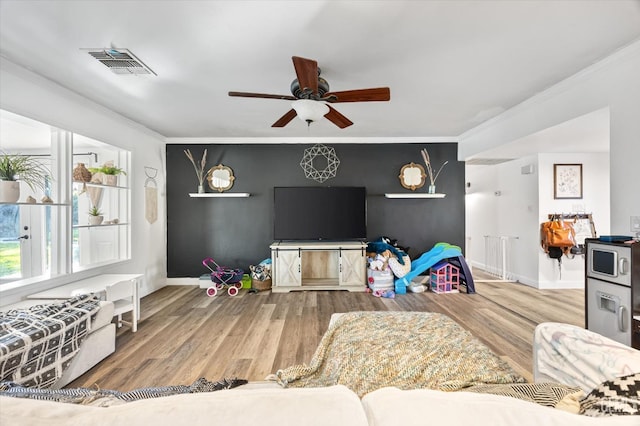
631;216;640;232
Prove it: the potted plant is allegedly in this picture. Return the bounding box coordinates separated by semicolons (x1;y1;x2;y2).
0;152;50;203
89;162;126;186
88;205;104;226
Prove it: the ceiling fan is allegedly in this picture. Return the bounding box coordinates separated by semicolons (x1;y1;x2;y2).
228;56;390;129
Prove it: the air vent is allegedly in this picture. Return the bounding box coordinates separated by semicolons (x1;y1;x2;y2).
83;48;156;76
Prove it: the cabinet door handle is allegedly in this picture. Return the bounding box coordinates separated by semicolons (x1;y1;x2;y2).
619;258;629;275
618;305;628;332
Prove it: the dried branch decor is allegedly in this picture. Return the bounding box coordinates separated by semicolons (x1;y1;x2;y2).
184;149;208;187
420;149;448;186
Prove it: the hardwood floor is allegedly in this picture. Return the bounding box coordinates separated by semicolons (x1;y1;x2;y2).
70;275;584;391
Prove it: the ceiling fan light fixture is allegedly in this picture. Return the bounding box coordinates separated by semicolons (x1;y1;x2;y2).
291;99;329;126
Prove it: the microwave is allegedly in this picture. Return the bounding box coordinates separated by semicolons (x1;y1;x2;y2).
587;242;631;286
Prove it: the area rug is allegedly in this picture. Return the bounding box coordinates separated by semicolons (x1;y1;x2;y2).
275;311;525;397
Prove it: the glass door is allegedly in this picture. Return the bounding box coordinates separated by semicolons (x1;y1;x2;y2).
0;204;21;281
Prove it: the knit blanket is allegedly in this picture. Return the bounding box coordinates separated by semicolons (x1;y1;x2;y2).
0;295;101;388
275;311;525;397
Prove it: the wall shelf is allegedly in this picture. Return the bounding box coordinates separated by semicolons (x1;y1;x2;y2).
188;193;250;198
73;222;129;229
0;202;69;206
73;181;128;190
384;193;446;199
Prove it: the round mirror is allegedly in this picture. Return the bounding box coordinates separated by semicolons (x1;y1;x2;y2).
399;162;426;191
207;164;235;192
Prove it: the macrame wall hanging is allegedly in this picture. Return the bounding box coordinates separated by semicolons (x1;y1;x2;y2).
300;144;340;183
144;166;158;224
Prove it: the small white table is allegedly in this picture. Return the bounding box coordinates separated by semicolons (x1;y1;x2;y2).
28;273;142;332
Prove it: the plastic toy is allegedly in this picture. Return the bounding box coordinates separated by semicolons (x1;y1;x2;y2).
202;257;244;297
395;242;475;294
429;260;460;293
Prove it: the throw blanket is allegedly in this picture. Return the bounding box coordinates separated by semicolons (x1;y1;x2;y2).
0;295;101;388
0;377;248;407
276;311;525;397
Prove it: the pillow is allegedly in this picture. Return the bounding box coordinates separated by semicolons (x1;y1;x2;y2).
580;372;640;417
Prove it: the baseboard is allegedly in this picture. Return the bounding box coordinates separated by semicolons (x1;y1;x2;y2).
537;280;584;289
165;277;201;286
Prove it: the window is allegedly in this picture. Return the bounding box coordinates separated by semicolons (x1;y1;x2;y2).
0;110;130;286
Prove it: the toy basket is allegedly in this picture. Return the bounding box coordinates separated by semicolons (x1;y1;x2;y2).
252;278;272;291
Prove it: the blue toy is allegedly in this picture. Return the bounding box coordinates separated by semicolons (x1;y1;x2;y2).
395;242;475;294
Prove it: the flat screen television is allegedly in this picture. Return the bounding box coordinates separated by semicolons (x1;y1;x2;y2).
273;186;367;241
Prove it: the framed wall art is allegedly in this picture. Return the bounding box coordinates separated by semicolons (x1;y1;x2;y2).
554;163;582;199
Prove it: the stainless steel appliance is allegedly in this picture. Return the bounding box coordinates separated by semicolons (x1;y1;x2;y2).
585;239;639;347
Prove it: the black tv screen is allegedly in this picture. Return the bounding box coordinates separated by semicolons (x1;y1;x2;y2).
273;187;367;241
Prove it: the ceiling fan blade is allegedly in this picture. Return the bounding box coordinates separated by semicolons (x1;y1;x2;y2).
324;87;390;103
272;109;298;127
324;106;353;129
292;56;318;95
229;91;296;101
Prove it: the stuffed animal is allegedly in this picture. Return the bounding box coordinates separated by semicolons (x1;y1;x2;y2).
250;260;272;281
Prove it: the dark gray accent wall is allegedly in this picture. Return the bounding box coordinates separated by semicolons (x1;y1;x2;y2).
166;143;464;277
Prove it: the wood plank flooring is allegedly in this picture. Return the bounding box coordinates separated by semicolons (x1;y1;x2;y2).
70;276;584;391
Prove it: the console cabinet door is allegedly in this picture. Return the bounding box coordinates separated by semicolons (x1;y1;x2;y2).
273;249;301;287
339;249;366;288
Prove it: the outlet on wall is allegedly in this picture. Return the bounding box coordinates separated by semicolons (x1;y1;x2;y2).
631;216;640;233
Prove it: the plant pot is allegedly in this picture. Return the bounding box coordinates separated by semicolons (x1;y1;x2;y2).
103;175;118;186
88;215;104;226
0;180;20;203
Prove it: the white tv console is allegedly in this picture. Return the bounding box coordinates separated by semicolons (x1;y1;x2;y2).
270;241;367;292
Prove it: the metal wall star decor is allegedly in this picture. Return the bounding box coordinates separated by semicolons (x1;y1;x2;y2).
300;144;340;183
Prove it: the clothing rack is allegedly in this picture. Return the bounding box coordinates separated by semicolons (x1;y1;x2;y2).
547;213;597;240
547;213;592;220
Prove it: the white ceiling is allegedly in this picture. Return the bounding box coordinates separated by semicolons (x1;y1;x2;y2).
1;1;639;152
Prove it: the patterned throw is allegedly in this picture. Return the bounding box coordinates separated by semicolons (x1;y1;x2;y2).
275;311;525;397
464;382;584;412
0;295;101;388
0;377;248;406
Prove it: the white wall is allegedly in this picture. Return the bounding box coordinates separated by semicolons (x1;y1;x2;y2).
466;155;539;285
460;41;640;238
0;58;167;302
466;151;610;289
461;41;639;289
465;164;499;267
537;153;610;289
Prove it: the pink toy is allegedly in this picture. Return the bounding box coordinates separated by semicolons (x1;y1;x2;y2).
372;289;395;299
429;260;460;293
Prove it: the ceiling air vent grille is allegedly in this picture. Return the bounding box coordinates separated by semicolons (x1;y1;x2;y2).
83;48;156;76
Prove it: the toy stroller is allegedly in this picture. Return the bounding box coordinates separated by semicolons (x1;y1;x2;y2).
202;257;244;297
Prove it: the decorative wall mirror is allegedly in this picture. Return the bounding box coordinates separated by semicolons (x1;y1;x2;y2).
207;164;235;192
398;162;426;191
